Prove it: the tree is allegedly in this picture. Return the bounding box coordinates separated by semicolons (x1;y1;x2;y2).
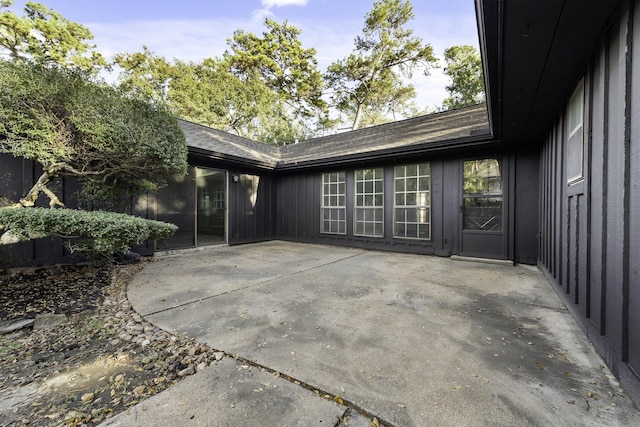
112;46;173;105
0;60;188;210
0;0;106;73
225;18;327;144
114;49;278;140
442;45;485;110
325;0;438;130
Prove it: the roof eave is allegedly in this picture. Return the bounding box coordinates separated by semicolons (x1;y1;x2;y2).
275;132;495;171
188;146;278;171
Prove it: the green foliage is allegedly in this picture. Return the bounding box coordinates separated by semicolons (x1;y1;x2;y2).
115;19;327;145
442;45;485;110
0;60;188;208
226;18;326;120
0;207;177;255
0;0;106;74
113;45;173;104
325;0;438;130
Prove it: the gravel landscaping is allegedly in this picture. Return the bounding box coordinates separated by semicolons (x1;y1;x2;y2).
0;261;224;426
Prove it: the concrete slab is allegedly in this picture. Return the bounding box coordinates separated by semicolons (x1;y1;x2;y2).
124;241;640;426
100;357;369;427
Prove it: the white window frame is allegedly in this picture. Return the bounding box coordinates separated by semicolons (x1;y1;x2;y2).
354;168;384;237
320;172;346;235
393;163;431;240
567;80;585;185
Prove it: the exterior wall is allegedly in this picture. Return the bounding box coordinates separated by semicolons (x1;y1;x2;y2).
275;151;539;263
538;0;640;405
0;153;82;267
152;159;278;250
227;171;277;245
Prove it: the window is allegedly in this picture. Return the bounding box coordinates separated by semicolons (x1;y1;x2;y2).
394;163;431;239
321;172;346;234
354;168;384;237
463;159;502;231
567;81;584;184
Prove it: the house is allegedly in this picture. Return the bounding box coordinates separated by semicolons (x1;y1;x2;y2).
0;0;638;408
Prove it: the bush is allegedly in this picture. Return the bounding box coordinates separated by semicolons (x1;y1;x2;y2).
0;207;177;256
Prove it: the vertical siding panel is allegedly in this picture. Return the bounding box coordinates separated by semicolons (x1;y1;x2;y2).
543;137;554;274
577;194;588;311
628;0;640;374
584;66;595;319
567;195;574;296
540;143;545;265
590;57;605;325
555;120;564;284
605;19;626;353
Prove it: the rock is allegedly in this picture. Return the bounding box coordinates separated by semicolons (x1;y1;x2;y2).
116;251;142;265
77;309;95;320
0;318;35;335
127;324;144;333
81;393;94;403
33;314;67;330
119;333;133;342
196;362;207;372
177;366;195;377
214;352;225;361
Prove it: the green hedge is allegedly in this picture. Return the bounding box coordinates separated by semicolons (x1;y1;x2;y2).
0;207;177;255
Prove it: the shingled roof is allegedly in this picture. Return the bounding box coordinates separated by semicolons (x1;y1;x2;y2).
178;103;491;171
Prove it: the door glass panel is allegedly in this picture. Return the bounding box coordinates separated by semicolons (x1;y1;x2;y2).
196;168;226;245
463;159;502;231
156;166;196;249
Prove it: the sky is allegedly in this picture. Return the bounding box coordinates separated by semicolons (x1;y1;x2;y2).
6;0;480;110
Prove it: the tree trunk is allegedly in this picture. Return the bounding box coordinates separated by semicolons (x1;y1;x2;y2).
352;102;364;131
16;170;66;209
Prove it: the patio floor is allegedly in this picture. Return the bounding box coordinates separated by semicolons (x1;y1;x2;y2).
106;241;639;426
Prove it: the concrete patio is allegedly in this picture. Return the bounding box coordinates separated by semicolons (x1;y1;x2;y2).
101;241;640;426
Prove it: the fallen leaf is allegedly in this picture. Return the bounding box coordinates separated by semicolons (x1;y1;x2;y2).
81;393;94;403
371;417;380;427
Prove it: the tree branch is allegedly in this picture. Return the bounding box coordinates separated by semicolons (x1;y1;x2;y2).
17;170;66;208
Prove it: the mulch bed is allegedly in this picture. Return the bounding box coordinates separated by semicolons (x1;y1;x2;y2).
0;262;224;427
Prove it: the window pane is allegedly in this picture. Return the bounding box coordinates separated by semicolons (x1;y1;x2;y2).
419;177;430;191
321;172;346;234
463;197;502;231
355;168;384;237
407;177;417;191
463;159;502;196
393;163;431;240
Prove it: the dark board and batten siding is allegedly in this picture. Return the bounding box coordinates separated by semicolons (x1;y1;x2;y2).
538;1;640;405
228;172;277;245
275;152;540;263
0;154;82;266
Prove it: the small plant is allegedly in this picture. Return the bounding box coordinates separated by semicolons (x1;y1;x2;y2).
0;207;177;258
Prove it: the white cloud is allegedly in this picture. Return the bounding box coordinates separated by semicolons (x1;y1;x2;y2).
251;8;275;24
262;0;309;7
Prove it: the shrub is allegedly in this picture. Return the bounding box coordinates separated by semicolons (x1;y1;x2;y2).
0;207;176;256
